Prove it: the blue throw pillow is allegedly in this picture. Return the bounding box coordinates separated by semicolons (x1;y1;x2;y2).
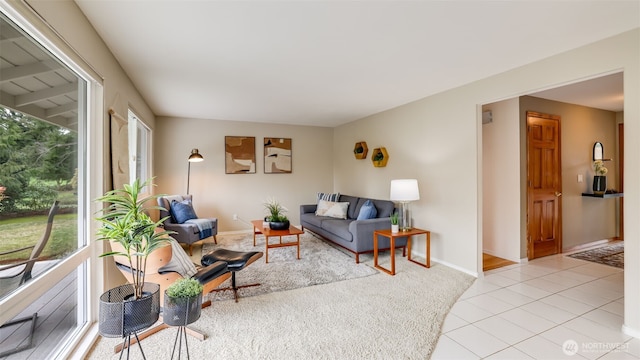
357;200;377;220
170;200;197;224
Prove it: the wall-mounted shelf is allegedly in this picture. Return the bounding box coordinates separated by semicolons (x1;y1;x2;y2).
581;192;623;198
353;141;368;159
371;147;388;167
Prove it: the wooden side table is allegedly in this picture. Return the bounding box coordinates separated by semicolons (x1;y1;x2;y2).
373;228;431;275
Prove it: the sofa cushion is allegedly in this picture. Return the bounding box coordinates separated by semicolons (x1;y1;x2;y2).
316;200;349;219
357;200;378;220
317;192;340;202
300;212;326;228
339;195;360;219
354;198;394;218
371;199;395;218
170;199;198;224
321;218;354;242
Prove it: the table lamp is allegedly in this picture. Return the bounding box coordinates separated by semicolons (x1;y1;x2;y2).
390;179;420;231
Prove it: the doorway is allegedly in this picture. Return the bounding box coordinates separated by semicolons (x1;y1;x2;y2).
480;72;623;272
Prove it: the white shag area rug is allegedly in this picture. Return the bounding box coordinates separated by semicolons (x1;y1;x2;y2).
201;231;378;301
87;232;474;360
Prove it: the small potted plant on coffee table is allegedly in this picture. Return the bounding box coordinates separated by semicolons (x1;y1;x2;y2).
264;197;290;230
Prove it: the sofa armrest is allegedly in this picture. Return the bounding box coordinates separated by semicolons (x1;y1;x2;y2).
300;204;317;215
349;217;407;251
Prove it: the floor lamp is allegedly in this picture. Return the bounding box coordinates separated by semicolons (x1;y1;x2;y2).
390;179;420;231
186;149;203;194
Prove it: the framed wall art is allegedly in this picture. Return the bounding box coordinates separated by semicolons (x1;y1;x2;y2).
225;136;256;174
264;137;292;174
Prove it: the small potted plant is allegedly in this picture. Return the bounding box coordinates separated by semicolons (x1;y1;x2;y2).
164;278;204;327
390;212;399;233
593;160;608;195
264;197;289;230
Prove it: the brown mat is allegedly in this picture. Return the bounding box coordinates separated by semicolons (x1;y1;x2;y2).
567;243;624;269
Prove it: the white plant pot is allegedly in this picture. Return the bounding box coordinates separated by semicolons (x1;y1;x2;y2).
391;224;399;233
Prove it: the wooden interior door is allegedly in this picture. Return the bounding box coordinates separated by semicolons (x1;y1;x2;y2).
527;111;562;259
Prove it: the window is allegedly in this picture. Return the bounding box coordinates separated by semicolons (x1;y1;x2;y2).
0;8;98;359
128;109;150;186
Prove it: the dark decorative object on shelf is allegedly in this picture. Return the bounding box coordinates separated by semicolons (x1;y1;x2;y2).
593;175;607;195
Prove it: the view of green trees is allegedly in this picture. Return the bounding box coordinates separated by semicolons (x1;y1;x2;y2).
0;106;78;214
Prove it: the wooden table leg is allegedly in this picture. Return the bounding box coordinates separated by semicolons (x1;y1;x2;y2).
390;237;396;275
373;232;396;276
296;234;300;259
408;233;431;269
265;235;269;263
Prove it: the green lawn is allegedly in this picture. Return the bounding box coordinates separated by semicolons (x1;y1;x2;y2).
0;213;78;263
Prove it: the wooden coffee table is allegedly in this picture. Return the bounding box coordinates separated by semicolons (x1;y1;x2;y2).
251;220;304;263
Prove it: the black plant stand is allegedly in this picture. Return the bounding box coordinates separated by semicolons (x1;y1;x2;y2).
164;291;202;360
119;332;147;360
170;325;191;360
99;283;160;360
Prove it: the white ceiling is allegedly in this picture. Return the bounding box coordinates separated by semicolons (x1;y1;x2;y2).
74;1;638;127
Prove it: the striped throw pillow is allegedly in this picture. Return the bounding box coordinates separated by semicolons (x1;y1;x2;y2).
317;192;340;203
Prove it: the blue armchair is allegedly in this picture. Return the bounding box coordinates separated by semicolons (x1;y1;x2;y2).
158;195;217;255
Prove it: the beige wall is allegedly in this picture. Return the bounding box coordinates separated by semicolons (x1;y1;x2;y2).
520;96;619;252
333;29;640;334
482;98;521;262
154;117;333;231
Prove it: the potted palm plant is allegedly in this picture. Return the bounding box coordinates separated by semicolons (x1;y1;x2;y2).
264;197;289;230
96;178;173;340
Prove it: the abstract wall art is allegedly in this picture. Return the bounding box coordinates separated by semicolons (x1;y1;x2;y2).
264;137;292;174
225;136;256;174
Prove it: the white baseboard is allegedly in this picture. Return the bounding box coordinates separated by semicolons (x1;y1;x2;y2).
622;324;640;339
430;256;478;278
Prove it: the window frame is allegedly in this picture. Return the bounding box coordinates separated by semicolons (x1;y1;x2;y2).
0;4;105;359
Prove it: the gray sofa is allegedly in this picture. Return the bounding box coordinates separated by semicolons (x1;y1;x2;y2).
300;195;407;263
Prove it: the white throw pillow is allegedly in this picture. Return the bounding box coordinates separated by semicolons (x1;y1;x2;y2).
315;200;349;219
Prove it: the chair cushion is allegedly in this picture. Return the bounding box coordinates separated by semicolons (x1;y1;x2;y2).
201;249;263;270
356;200;378;220
170;199;197;224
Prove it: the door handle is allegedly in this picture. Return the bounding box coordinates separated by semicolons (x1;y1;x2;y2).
555;192;562;197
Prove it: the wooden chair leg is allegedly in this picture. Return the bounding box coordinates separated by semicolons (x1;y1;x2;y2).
189;244;193;256
213;235;217;244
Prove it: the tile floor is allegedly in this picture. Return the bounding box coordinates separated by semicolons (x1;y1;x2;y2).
431;253;639;359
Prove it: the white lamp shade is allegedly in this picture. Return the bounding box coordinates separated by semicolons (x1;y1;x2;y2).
390;179;420;201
